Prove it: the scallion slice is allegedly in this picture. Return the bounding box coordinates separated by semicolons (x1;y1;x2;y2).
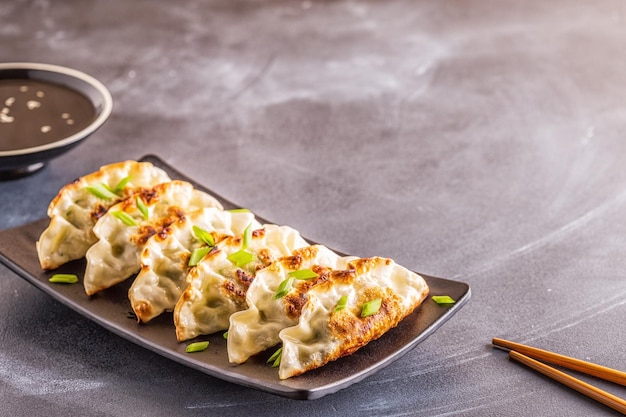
188;246;211;266
334;295;348;312
288;268;318;280
432;295;456;305
227;208;250;213
360;298;382;317
136;196;149;220
185;341;209;353
267;347;283;368
227;250;254;268
113;176;132;193
192;225;214;247
222;331;228;340
274;277;294;299
85;183;118;200
111;210;138;226
48;273;79;284
241;223;252;250
225;224;255;267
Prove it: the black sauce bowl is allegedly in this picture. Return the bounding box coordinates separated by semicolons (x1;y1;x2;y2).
0;62;113;180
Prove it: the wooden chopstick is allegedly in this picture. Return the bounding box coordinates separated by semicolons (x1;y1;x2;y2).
492;337;626;386
509;350;626;414
492;338;626;414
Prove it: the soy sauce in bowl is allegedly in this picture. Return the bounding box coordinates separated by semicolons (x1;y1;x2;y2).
0;63;112;180
0;79;96;151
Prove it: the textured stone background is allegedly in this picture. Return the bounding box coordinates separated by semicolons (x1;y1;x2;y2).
1;1;625;415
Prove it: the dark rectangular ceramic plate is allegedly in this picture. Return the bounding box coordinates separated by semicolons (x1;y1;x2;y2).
0;154;470;400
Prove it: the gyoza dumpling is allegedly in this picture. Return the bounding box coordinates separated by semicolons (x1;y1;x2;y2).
277;257;429;379
128;207;261;323
83;180;222;296
174;224;309;342
227;245;356;364
37;160;171;270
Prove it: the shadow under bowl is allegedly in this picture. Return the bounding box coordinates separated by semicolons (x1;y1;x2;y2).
0;62;113;180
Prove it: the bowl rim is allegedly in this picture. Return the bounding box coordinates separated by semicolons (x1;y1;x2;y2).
0;62;113;157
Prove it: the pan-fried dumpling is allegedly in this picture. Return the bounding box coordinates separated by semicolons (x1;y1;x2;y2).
128;207;261;323
174;224;309;342
83;180;222;296
227;245;355;364
37;160;171;270
277;257;429;379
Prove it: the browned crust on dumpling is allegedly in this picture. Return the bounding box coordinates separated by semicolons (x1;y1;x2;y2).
133;300;154;322
283;265;333;319
277;245;321;271
328;286;405;356
285;257;428;378
221;278;248;306
47;161;132;212
122;193;187;248
47;161;153;218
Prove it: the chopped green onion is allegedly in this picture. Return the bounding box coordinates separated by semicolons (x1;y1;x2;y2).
274;277;294;299
225;223;255;267
288;268;318;280
360;298;382;317
136;196;149;220
267;346;283;368
192;225;215;247
111;210;138;226
86;183;118;200
48;273;79;284
241;223;252;250
189;246;211;266
222;331;228;339
432;295;456;305
334;295;348;312
227;208;250;213
185;341;209;353
227;250;254;268
272;356;281;367
113;176;132;193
